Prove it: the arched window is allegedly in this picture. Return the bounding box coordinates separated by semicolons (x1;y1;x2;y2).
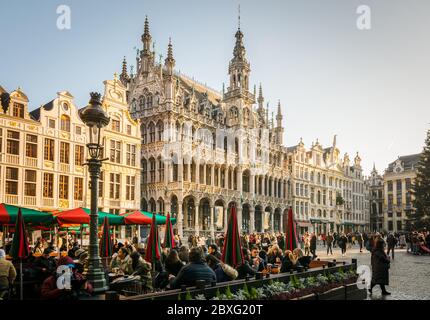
142;159;147;184
60;115;70;132
146;94;153;108
242;170;250;193
149;122;155;143
141;124;147;144
139;95;145;109
317;190;321;204
149;158;156;182
156;121;164;141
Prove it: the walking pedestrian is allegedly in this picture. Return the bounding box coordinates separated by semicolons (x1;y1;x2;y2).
310;233;317;260
357;232;364;253
326;232;333;255
386;233;397;260
339;233;347;256
369;239;391;296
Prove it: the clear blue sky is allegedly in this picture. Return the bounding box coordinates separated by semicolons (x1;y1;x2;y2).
1;0;429;175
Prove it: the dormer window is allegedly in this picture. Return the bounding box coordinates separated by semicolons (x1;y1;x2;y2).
60;114;70;132
112;119;121;132
13;103;24;118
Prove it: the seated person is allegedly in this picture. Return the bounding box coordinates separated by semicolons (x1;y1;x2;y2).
250;246;266;271
110;247;133;275
40;256;93;300
130;251;152;293
0;249;16;299
74;249;88;275
295;248;311;269
267;245;283;265
280;250;301;273
34;248;57;282
164;249;185;276
236;248;258;279
206;255;237;283
208;244;222;260
168;247;216;289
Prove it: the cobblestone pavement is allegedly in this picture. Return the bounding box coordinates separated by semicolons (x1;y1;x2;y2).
315;245;430;300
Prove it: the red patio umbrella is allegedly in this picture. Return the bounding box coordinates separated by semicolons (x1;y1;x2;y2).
145;213;161;269
285;207;299;251
121;210;153;225
163;213;175;249
221;204;244;268
10;208;30;300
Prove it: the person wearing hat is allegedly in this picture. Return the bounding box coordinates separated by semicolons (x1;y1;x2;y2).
0;249;16;299
74;249;88;275
34;248;57;283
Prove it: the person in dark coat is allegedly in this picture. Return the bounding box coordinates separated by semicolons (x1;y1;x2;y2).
357;233;364;253
386;233;397;259
339;233;348;256
208;244;222;260
236;248;257;279
164;249;185;276
168;247;216;289
369;239;391;295
310;233;317;259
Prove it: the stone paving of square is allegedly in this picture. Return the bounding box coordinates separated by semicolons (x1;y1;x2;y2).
315;244;430;300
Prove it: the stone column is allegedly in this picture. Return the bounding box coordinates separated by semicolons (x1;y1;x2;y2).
217;167;221;187
271;211;274;232
271;178;275;198
237;205;243;234
203;164;207;185
178;158;183;182
210;204;215;240
237;166;243;192
226;168;230;190
280;211;284;234
188;162;191;182
211;165;215;187
196;161;200;185
250;174;255;195
195;204;200;236
177;201;183;238
249;207;255;233
262;176;266;196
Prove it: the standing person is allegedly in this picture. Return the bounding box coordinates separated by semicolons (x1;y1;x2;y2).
369;239;391;296
339;233;347;256
333;232;338;248
326;232;333;255
386;233;397;260
303;232;310;256
357;232;364;253
310;233;317;260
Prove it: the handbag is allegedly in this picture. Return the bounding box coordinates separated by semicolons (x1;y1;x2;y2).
220;263;238;280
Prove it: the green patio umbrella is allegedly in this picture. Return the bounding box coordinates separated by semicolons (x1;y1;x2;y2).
145;213;161;270
221;204;244;268
10;208;30;300
0;204;54;225
163;213;175;249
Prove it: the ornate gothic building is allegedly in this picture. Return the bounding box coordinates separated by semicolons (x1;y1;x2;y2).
120;17;370;239
122;18;290;239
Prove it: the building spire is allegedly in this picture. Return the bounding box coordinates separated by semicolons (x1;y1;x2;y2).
142;15;152;53
119;56;130;85
165;37;175;75
276;100;282;127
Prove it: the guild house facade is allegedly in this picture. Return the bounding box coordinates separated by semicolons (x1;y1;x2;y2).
0;78;141;238
119;17;370;239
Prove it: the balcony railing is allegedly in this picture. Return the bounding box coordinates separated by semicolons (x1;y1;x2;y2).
24;196;37;206
25;157;38;167
6;154;19;165
42;198;54;207
59;163;70;172
5;194;18;205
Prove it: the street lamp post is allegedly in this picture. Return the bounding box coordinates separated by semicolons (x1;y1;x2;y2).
80;92;110;292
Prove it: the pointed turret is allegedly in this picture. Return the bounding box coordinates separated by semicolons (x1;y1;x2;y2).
141;16;152;54
119;56;130;86
276;100;282;127
140;16;154;75
257;83;264;114
165;37;175;75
